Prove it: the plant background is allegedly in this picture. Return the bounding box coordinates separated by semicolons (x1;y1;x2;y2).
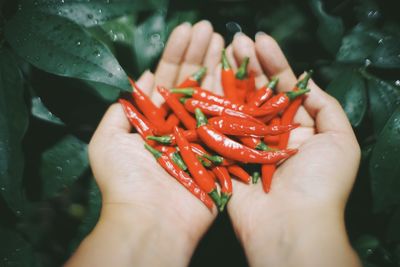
1;0;400;266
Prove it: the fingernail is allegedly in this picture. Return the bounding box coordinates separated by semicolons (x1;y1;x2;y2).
200;19;212;26
255;31;266;38
180;22;192;27
234;31;244;39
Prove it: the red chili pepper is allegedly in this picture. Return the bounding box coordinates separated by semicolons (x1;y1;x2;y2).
261;164;276;193
209;116;299;137
261;128;280;193
171;88;276;117
159;67;207;117
261;88;310;115
161;114;180;133
264;117;281;145
239;136;270;151
147;129;198;145
155;145;188;171
195;108;297;164
227;165;251;183
144;144;214;210
246;78;278;108
212;166;232;211
181;98;264;125
129;78;164;123
173;127;221;206
129;79;179;134
246;71;256;101
157;86;197;130
279;71;312;149
179;67;207;88
221;49;239;102
118;99;155;146
235;57;249;104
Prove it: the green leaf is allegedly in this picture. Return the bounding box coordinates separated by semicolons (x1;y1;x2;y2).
40;135;89;199
31;96;65;126
69;179;101;253
0;47;28;217
370;36;400;68
0;226;38;267
31;1;155;27
370;107;400;212
310;0;344;54
84;81;120;102
365;73;400;134
387;207;400;242
256;4;307;45
355;0;381;24
99;14;136;46
132;11;168;73
336;30;379;64
5;10;131;92
326;69;367;127
354;235;380;259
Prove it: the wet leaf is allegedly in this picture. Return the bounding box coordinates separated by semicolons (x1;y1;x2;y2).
326;69;367;127
370;36;400;68
40;135;88;199
387;207;400;242
310;0;344;54
0;226;38;267
5;10;131;92
20;0;159;27
0;47;28;216
367;73;400;134
69;179;101;253
370;107;400;212
336;30;379;64
132;11;168;73
31;96;64;126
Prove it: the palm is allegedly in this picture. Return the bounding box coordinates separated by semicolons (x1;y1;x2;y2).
90;132;216;236
89;21;224;239
225;33;360;234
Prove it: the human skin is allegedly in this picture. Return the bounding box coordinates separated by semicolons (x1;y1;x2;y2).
65;24;362;267
225;32;362;267
64;20;225;267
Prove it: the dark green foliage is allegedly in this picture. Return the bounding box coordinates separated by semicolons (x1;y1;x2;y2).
0;0;399;266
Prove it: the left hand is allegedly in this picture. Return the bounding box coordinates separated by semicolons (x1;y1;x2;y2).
66;21;225;267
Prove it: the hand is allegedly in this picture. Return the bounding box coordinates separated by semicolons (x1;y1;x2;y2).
65;21;224;267
225;32;361;267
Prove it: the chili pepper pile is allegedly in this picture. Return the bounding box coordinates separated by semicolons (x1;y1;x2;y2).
119;50;312;212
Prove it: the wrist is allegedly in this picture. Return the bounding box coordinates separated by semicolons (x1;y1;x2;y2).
238;205;360;267
98;203;198;267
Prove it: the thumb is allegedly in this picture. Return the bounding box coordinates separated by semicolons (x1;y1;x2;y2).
92;71;155;139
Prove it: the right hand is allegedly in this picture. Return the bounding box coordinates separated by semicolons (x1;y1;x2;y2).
225;32;361;267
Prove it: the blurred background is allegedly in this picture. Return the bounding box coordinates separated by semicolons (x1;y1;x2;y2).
1;0;400;266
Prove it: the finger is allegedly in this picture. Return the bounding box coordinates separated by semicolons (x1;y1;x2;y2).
212;64;224;96
303;79;354;134
255;33;314;126
136;70;155;95
203;33;225;73
287;126;315;149
232;33;268;88
255;32;297;92
202;33;225;90
93;103;131;140
225;45;238;71
151;22;192;105
177;20;214;84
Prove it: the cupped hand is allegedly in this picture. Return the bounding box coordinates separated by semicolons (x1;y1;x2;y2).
225;33;361;266
88;20;224;257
